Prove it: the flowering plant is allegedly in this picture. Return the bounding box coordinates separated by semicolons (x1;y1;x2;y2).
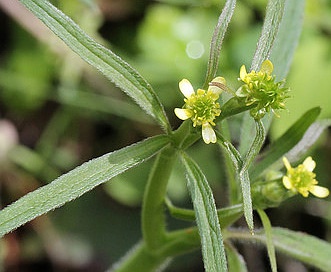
0;1;330;272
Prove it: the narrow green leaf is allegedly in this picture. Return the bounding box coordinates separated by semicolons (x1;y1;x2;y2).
272;227;331;271
227;227;331;271
285;118;331;162
259;227;331;272
242;120;266;172
270;0;305;80
0;135;170;237
225;243;248;272
216;121;265;231
216;131;254;231
240;120;265;232
251;0;285;71
181;152;227;272
216;131;243;170
216;131;243;203
19;0;170;131
238;171;254;232
250;107;321;179
257;209;277;272
204;0;236;88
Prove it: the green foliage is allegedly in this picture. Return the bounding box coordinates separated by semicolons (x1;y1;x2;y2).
181;152;227;271
0;135;170;237
0;0;330;271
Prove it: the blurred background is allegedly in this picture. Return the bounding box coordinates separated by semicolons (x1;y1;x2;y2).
0;0;330;271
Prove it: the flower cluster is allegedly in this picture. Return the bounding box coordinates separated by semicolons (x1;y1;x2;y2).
282;157;329;198
174;78;224;144
174;60;290;144
236;60;290;119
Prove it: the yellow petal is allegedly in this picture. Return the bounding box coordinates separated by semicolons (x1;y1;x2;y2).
309;185;330;198
282;157;292;171
260;59;273;74
282;176;293;190
298;189;309;198
239;65;247;80
202;123;216;144
212;76;226;85
179;79;195;98
208;76;226;94
174;108;193;120
302;156;316;172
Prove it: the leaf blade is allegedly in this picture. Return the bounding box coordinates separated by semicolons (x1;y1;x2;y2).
251;0;285;71
270;0;305;80
271;227;331;271
257;209;277;272
0;135;170;237
204;0;236;88
181;152;227;272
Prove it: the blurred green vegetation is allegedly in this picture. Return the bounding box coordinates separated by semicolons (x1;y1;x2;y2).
0;0;330;271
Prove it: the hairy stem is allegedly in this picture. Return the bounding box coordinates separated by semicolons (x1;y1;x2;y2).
142;146;177;250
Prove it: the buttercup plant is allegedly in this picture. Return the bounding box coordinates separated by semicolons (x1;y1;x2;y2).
0;0;330;272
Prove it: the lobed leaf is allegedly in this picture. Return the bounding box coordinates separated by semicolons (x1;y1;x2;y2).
0;135;170;237
19;0;170;131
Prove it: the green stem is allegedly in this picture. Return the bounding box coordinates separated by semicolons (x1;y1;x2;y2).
111;242;169;272
241;119;266;173
216;131;243;203
166;198;243;228
112;228;201;272
141;146;177;250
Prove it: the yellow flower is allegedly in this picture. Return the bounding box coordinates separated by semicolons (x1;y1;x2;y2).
236;60;289;119
282;157;329;198
174;78;224;144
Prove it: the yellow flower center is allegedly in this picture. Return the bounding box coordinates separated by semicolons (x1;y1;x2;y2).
285;164;317;196
236;60;289;119
184;89;221;127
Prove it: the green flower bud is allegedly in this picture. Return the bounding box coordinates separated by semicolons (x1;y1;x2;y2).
236;60;290;119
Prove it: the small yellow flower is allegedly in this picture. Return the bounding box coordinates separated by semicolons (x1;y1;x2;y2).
282;157;329;198
236;60;289;119
174;78;224;144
